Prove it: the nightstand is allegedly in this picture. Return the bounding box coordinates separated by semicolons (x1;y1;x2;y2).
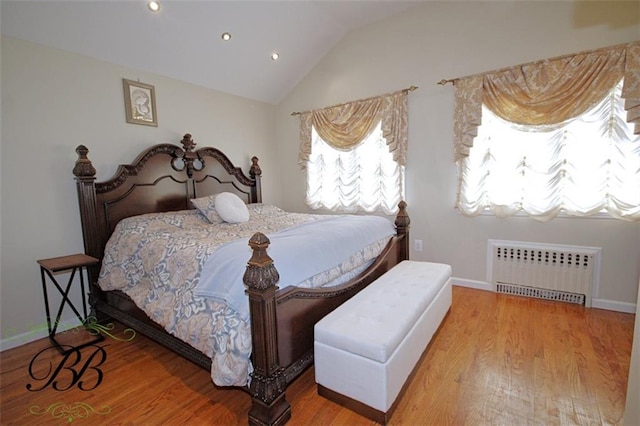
37;253;104;354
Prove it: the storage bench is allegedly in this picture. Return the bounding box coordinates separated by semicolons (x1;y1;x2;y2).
314;260;452;424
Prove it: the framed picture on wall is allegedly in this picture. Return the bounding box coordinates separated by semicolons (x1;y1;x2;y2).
123;79;158;127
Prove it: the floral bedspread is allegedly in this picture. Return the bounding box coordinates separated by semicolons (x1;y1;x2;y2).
98;204;391;386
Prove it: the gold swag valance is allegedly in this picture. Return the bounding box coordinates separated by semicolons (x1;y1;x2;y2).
452;41;640;161
297;88;412;170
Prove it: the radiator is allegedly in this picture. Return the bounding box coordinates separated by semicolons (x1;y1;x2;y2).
487;240;601;307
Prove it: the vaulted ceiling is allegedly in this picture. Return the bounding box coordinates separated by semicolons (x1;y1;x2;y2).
1;1;419;104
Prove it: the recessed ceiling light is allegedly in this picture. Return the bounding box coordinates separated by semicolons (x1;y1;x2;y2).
221;32;231;41
271;52;280;61
147;1;160;12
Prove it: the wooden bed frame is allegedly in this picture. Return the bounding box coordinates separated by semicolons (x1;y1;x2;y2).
73;133;410;425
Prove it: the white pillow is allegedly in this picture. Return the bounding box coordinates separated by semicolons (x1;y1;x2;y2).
191;194;223;224
215;192;250;223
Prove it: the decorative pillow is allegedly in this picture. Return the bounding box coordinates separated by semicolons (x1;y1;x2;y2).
191;195;223;224
215;192;250;223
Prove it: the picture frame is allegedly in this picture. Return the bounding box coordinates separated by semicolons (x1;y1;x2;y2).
123;79;158;127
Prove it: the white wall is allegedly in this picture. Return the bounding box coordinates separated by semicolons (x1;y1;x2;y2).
276;1;640;308
0;37;279;348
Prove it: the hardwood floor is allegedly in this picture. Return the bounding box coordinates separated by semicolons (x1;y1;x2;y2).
0;286;634;425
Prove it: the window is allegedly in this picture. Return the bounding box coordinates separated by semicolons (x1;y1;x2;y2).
297;88;411;215
452;42;640;222
306;122;404;215
457;80;640;221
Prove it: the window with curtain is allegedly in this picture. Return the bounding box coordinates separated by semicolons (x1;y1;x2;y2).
453;42;640;222
459;80;639;221
306;122;404;215
297;89;411;215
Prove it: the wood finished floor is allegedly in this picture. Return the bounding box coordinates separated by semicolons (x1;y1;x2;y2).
0;286;635;425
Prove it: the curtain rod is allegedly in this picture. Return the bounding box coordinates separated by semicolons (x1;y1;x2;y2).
436;41;636;86
291;85;418;116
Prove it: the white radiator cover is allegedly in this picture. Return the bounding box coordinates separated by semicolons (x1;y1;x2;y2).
487;240;602;307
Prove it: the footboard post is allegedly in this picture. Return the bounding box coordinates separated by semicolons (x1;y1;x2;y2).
395;201;411;261
243;232;291;426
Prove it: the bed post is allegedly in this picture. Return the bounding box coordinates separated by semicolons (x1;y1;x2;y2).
243;232;291;426
72;145;105;320
73;146;104;274
395;201;411;261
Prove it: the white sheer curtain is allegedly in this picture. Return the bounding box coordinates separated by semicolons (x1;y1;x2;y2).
306;122;404;215
457;80;640;221
298;88;410;214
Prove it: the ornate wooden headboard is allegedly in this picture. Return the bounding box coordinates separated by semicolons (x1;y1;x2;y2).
73;133;262;264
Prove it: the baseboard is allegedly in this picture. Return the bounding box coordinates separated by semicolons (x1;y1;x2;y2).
0;318;81;352
453;277;636;314
452;277;492;292
591;298;637;314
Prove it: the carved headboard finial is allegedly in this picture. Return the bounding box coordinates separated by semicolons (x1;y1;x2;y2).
250;156;262;178
73;145;97;177
172;133;204;178
180;133;196;152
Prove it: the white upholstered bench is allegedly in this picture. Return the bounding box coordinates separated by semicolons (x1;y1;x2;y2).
314;260;452;424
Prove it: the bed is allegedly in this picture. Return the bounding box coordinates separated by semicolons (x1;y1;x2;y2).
73;133;410;425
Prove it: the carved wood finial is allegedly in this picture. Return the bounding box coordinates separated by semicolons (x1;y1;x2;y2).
250;156;262;178
172;133;204;178
243;232;280;291
180;133;196;152
395;200;410;230
73;145;96;177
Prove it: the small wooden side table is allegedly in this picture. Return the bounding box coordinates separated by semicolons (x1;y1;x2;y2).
37;253;104;354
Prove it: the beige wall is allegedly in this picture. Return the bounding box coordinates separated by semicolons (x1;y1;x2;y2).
276;1;640;307
0;37;279;347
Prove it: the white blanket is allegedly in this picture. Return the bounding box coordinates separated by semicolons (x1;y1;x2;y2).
195;215;396;321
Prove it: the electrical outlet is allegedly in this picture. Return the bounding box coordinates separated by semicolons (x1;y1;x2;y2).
414;239;423;252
